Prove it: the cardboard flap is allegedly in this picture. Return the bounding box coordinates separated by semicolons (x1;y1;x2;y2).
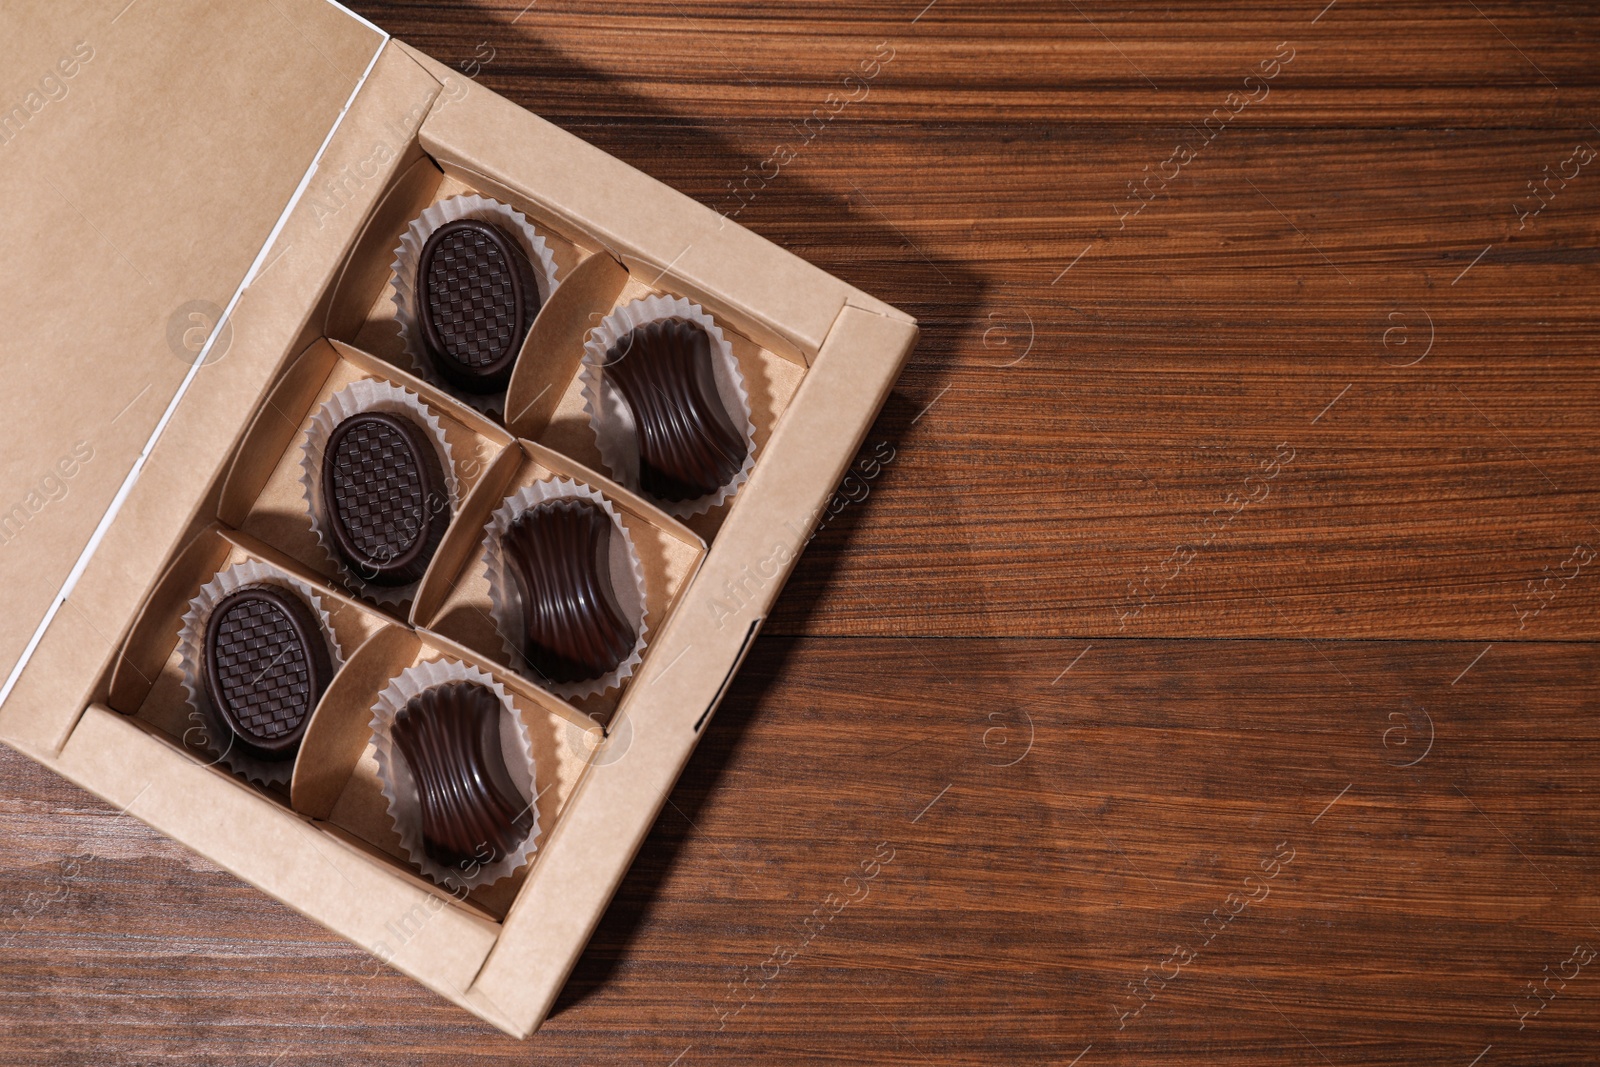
0;0;383;691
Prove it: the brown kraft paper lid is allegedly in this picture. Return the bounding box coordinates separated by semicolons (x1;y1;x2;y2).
0;0;383;697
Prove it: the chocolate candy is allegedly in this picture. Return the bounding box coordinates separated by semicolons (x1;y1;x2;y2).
603;318;747;502
416;219;540;395
391;681;533;871
202;584;333;762
503;498;636;685
321;411;451;587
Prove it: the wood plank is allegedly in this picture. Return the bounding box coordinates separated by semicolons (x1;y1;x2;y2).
3;637;1598;1062
388;1;1600;125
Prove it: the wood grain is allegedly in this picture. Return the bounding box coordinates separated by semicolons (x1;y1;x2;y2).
397;0;1600;641
5;638;1599;1063
3;1;1600;1063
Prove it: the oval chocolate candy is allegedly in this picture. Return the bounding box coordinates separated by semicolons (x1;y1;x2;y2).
391;681;533;872
502;498;636;686
416;218;540;395
202;584;333;762
603;317;748;502
321;410;451;587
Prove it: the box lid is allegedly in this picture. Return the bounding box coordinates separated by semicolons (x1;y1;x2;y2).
0;0;384;695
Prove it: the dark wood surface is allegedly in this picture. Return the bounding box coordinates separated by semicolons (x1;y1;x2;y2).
4;1;1600;1062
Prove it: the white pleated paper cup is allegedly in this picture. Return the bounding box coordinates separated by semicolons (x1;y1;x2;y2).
369;658;541;890
177;560;344;788
298;378;459;608
579;294;757;518
480;478;650;701
389;194;560;418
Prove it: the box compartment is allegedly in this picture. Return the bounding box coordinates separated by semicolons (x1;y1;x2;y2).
413;439;705;723
329;160;596;401
218;338;513;616
289;623;598;919
106;524;391;796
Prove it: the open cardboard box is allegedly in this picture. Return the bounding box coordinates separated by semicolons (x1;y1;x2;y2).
0;0;916;1037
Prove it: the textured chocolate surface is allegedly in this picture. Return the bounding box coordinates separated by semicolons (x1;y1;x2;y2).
504;498;636;686
416;218;539;395
391;681;533;872
202;584;332;762
321;410;451;587
603;317;748;502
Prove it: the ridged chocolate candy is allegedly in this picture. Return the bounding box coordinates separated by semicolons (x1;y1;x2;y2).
202;584;333;762
602;318;748;502
391;681;533;871
416;219;539;395
503;498;636;685
321;411;451;587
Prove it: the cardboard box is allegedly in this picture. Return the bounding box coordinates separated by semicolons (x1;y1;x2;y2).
0;0;915;1037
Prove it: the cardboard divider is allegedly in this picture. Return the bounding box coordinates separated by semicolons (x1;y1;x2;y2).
323;153;446;346
104;523;396;799
291;624;415;820
107;526;237;715
409;443;524;627
503;250;630;439
217;337;513;615
413;439;707;724
288;621;599;919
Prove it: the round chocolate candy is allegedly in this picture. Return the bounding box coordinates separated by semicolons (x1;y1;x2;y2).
502;498;636;686
202;584;333;762
320;410;451;587
416;218;540;395
602;317;748;502
391;681;533;872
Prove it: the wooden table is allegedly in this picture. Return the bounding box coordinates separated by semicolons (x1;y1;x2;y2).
4;1;1598;1062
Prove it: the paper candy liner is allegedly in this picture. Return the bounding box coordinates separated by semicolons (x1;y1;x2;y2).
481;478;650;701
369;657;542;890
580;294;758;518
389;194;561;418
299;378;459;609
177;560;345;788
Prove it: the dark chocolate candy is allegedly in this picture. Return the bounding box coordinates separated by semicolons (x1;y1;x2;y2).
391;681;533;871
202;584;333;762
503;498;636;685
603;317;747;502
321;410;451;587
416;218;540;395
